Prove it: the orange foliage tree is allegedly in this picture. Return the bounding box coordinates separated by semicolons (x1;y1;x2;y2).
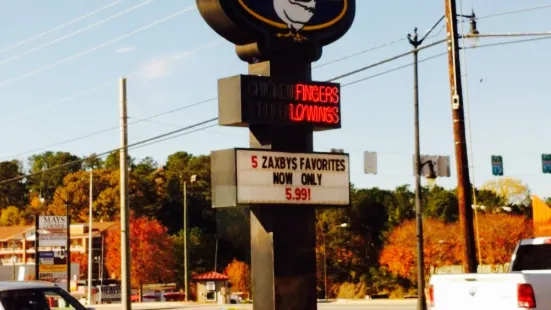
477;214;533;269
380;214;534;281
71;252;88;278
379;218;462;283
224;258;250;294
105;216;175;295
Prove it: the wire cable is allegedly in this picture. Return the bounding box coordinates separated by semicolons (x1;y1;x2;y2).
0;97;217;161
463;35;551;49
13;40;222;117
341;52;447;87
0;46;450;163
0;0;159;66
0;117;218;185
477;3;551;20
0;6;196;88
3;28;550;168
0;0;124;53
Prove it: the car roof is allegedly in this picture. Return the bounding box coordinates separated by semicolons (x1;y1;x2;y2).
0;281;57;291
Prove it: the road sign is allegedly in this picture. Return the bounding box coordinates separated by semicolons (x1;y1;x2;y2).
491;155;504;176
543;154;551;174
411;155;451;178
364;151;377;174
211;148;350;207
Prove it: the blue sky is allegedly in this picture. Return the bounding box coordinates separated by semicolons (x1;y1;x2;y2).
0;0;550;198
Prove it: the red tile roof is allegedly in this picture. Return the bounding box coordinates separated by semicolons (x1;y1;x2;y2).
192;271;229;281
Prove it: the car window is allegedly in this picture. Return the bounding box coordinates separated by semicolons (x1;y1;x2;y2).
0;288;82;310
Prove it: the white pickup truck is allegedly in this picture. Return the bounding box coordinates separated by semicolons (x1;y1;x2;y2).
428;236;551;309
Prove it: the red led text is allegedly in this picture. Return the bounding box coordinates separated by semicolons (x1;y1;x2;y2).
289;104;340;125
295;83;340;104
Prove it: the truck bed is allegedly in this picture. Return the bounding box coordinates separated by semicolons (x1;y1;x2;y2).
429;271;551;310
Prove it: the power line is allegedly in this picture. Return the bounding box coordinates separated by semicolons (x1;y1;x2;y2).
341;52;447;87
315;25;446;69
327;39;446;82
3;25;550;167
0;0;159;66
0;97;217;161
463;35;551;49
12;40;222;118
0;0;124;53
477;3;551;20
0;117;218;185
0;6;196;88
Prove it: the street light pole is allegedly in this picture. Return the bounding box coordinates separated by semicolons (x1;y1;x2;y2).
182;174;197;302
323;232;327;301
183;180;188;302
409;28;426;310
407;18;444;310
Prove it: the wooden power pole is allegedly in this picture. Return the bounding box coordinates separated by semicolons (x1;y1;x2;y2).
444;0;478;273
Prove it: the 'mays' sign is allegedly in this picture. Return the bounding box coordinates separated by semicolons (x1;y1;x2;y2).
39;216;68;229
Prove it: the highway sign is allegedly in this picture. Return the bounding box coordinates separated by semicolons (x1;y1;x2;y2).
491;155;504;176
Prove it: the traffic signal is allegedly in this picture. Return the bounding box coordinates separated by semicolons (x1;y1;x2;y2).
543;154;551;174
491;155;503;176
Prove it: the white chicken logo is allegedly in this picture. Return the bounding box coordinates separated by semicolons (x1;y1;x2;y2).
274;0;316;42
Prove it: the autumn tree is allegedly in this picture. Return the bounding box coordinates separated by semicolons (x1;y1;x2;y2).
0;206;26;226
105;217;175;300
70;252;88;278
482;177;531;207
224;258;250;294
476;213;533;269
379;219;462;284
27;151;82;201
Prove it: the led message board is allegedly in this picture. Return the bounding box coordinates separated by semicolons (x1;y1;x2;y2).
218;75;341;131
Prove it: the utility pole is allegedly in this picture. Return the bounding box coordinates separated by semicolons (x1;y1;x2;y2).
183;180;189;302
323;231;327;301
87;170;93;305
408;27;427;310
119;77;132;309
444;0;478;273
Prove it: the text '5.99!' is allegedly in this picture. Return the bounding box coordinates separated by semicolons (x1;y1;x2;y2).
285;187;312;201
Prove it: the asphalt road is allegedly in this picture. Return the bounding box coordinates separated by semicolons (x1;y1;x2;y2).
92;300;417;310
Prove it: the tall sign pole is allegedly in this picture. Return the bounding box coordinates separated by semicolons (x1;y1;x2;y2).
119;77;132;309
87;171;94;304
199;1;356;309
444;0;477;273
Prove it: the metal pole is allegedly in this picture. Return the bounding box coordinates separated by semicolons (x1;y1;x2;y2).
119;77;132;309
35;214;39;281
87;171;93;304
323;232;327;301
444;0;478;273
183;181;189;302
214;235;218;272
409;27;427;310
12;241;16;280
66;207;71;292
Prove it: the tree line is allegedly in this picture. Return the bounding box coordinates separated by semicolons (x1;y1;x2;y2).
0;150;543;298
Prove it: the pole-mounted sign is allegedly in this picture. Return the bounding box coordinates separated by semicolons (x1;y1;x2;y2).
219;75;342;130
197;0;356;61
543;154;551;174
211;148;350;207
197;0;355;309
491;155;504;176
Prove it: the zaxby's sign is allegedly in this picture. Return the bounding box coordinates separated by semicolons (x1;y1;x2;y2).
197;0;356;60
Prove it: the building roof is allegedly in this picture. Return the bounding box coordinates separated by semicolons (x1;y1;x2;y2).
0;226;32;242
192;271;229;281
0;222;117;241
